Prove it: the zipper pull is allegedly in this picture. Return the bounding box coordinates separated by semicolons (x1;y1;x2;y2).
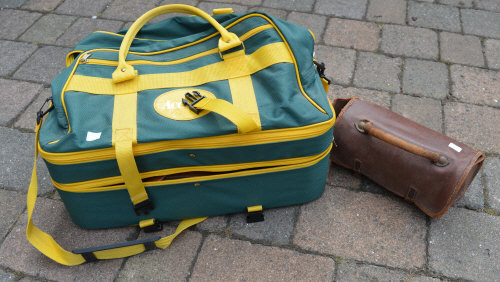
80;53;92;63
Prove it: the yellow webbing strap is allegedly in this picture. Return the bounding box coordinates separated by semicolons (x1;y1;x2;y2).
26;123;206;265
112;93;150;208
228;76;262;130
321;77;330;93
66;42;292;95
194;97;259;133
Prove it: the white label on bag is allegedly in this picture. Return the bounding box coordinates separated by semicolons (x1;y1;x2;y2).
86;131;101;142
448;142;462;152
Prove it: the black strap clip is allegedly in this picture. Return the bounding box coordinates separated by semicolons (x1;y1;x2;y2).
133;199;154;216
72;236;161;263
182;91;206;114
36;97;55;125
246;210;264;223
313;60;332;85
142;219;164;233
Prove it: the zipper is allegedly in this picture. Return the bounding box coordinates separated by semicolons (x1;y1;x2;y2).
79;53;92;63
52;143;332;193
78;24;273;66
40;117;334;165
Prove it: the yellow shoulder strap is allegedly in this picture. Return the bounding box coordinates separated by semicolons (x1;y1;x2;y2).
26;123;206;265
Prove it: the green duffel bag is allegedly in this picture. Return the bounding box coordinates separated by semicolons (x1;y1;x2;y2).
27;4;335;265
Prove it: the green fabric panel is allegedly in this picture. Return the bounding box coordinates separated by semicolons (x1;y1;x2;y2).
50;59;78;130
47;92;113;152
58;154;329;229
45;128;332;183
252;64;330;130
39;111;67;147
73;29;283;78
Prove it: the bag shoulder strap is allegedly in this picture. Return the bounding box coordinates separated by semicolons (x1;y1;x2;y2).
27;123;206;265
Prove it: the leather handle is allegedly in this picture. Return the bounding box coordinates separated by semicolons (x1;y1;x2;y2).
355;119;449;167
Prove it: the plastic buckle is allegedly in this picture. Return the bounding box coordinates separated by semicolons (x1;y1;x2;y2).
182;91;206;114
246;210;264;223
36;97;55;125
72;236;161;263
313;60;332;85
143;219;163;233
133;199;154;216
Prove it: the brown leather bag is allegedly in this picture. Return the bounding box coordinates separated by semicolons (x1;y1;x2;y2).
330;98;485;218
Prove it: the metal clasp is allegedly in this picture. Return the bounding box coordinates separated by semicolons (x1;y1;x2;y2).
313;60;332;85
36;97;55;125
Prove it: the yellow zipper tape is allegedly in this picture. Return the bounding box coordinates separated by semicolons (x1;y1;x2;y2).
84;25;273;67
40;117;334;165
53;143;332;193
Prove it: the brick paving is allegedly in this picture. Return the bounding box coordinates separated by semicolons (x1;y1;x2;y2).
0;0;498;281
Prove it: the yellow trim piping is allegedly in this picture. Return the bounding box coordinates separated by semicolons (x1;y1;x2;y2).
53;143;332;193
40;117;334;165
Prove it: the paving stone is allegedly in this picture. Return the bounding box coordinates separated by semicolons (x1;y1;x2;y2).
485;39;500;70
22;0;64;11
0;79;42;125
102;0;158;21
55;18;123;47
205;0;262;5
191;235;335;281
0;9;41;40
402;59;448;99
248;6;288;19
450;65;500;108
437;0;473;8
197;2;248;13
196;216;227;232
0;0;23;8
0;269;15;281
14;88;51;131
392;94;443;132
13;46;71;84
440;32;484;67
287;12;326;42
329;85;392;109
0;198;134;281
228;206;296;245
366;0;406;24
461;9;500;39
0;189;25;239
337;262;441;281
408;1;461;32
444;102;500;154
483;157;500;212
0;40;37;77
116;227;202;281
324;18;380;51
360;177;393;195
429;207;500;280
0;127;53;195
314;0;368;19
262;0;315;12
381;24;438;59
354;52;402;93
19;14;76;45
327;163;362;189
294;188;427;269
56;0;111;17
454;169;485;210
315;45;356;85
475;0;500;12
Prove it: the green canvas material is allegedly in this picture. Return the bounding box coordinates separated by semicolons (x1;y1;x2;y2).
39;11;334;229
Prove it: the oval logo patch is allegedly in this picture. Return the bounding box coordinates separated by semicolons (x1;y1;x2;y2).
154;89;216;120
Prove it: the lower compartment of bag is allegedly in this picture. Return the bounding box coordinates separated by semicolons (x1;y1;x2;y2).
57;151;331;229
